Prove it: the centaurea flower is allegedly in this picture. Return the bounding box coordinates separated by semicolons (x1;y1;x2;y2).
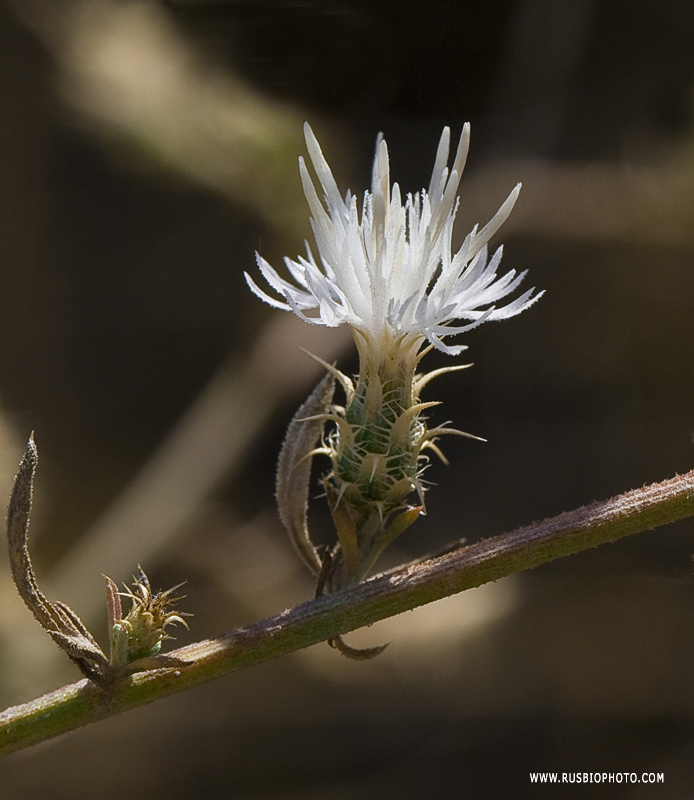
247;123;542;594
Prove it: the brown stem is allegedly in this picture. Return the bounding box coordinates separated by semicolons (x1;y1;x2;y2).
2;468;694;756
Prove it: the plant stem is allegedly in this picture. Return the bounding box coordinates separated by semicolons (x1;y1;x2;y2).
2;468;694;756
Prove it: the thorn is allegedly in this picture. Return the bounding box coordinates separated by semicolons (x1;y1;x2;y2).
328;635;389;661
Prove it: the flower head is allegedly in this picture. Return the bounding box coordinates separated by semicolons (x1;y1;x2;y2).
249;123;543;595
246;122;542;359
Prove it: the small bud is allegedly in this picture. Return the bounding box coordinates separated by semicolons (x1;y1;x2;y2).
105;567;191;673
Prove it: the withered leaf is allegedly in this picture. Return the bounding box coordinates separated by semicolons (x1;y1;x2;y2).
6;435;113;689
276;372;335;575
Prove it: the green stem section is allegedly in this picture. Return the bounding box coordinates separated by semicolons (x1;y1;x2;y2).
2;468;694;756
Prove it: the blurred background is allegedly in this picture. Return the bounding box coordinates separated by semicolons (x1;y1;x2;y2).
1;0;694;796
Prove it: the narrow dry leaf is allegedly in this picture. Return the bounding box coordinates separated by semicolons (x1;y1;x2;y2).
276;372;335;575
6;435;113;689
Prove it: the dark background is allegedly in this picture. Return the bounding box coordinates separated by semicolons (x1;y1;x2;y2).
1;0;694;797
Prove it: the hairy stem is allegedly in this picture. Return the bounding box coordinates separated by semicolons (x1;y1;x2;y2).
2;468;694;756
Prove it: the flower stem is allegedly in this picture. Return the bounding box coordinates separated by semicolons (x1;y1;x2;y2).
2;467;694;756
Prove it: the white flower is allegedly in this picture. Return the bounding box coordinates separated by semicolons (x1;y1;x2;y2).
246;122;542;357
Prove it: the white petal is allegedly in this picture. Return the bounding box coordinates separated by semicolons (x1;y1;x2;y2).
303;123;345;215
244;272;291;311
468;183;521;261
427;126;450;200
